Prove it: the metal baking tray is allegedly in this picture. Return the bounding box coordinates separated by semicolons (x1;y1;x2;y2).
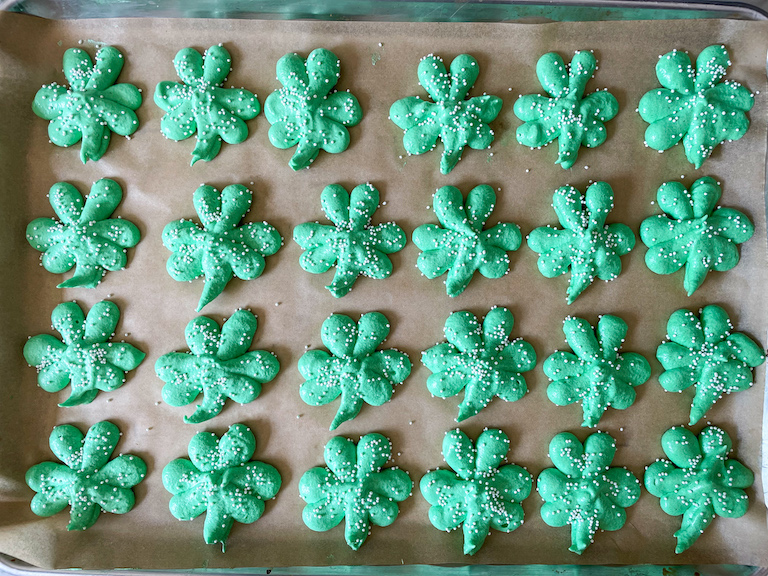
1;1;767;575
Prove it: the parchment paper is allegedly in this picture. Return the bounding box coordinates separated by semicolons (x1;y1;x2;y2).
0;12;767;570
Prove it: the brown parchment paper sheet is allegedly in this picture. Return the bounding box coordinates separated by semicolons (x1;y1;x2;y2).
0;12;767;570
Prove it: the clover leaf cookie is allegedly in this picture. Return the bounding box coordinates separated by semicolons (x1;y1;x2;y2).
26;421;146;530
640;177;754;296
645;426;753;553
155;310;279;424
163;423;281;550
265;48;363;170
26;179;141;289
298;312;411;430
638;44;754;168
33;46;141;163
293;183;405;298
300;433;412;550
421;428;532;555
413;185;521;297
163;184;282;311
422;307;536;421
514;51;618;169
24;300;145;406
538;431;640;554
656;305;765;425
155;45;260;165
544;315;651;427
528;181;635;304
390;54;503;174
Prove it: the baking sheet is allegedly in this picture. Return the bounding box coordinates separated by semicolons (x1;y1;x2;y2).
0;13;767;570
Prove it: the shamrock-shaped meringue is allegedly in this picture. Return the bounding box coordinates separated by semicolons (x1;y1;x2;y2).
645;426;753;554
26;179;141;289
155;310;280;424
638;44;754;168
422;307;536;421
390;54;503;174
155;45;260;165
640;177;754;296
265;48;363;170
26;421;146;530
299;312;411;430
300;433;412;550
544;315;650;427
24;300;145;406
538;431;640;554
413;185;521;297
514;51;618;169
528;181;635;304
163;424;281;550
293;183;405;298
163;184;282;312
421;428;532;555
656;305;765;425
33;46;141;163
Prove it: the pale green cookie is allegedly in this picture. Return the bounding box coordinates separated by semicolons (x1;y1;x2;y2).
26;179;141;289
422;307;536;421
300;433;412;550
163;424;281;550
421;428;531;555
638;45;753;168
544;315;650;427
645;426;752;553
265;48;362;170
656;305;765;425
23;300;145;406
514;51;618;169
390;54;503;174
33;46;141;163
155;310;279;424
538;431;640;554
163;184;282;311
155;45;260;165
26;421;146;530
413;185;521;297
527;181;635;304
640;177;754;296
293;183;405;298
298;312;411;430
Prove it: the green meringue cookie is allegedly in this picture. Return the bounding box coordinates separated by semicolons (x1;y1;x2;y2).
640;177;754;296
26;179;141;289
155;45;260;165
300;433;412;550
421;428;531;555
33;46;141;163
293;183;406;298
656;305;765;425
155;309;280;424
527;181;635;304
514;51;618;169
638;45;753;168
163;424;281;551
23;300;145;406
298;312;411;430
413;185;521;297
163;184;282;312
538;431;640;554
645;426;753;553
422;307;536;422
544;315;650;427
26;421;146;530
390;54;503;174
265;48;362;170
